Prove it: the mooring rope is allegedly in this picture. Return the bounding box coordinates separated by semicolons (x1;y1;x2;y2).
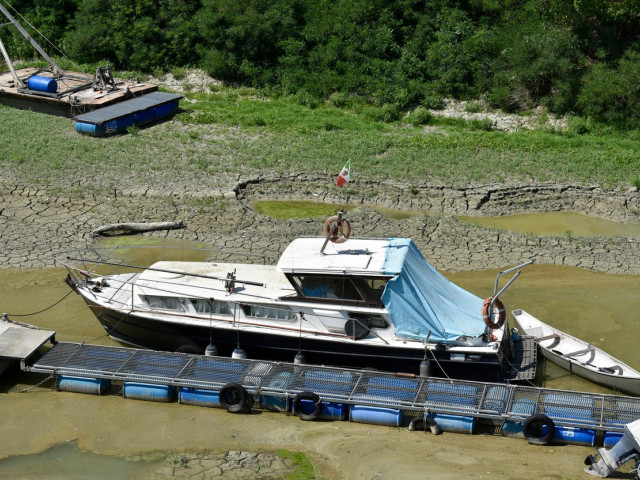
16;372;55;393
5;290;74;317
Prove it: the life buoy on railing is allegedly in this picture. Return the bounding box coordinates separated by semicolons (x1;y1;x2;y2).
482;297;506;329
523;414;555;445
219;382;253;413
293;391;322;421
323;215;351;244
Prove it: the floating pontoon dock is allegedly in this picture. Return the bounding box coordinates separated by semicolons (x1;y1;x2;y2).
26;342;640;443
0;319;55;375
74;91;183;136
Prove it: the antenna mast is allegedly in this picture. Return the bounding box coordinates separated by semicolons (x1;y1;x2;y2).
0;2;64;75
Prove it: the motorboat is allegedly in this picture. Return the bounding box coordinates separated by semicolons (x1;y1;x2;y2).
60;215;536;383
513;309;640;396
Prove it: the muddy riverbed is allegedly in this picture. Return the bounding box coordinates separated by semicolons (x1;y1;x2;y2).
1;177;639;479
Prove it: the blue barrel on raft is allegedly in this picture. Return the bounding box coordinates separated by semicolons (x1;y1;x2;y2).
259;372;295;412
543;393;597;446
427;413;476;434
57;375;110;395
350;405;404;427
295;399;349;421
123;382;176;402
75;122;107;136
28;75;57;93
178;387;220;408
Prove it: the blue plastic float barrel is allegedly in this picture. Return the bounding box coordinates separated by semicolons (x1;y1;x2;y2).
543;393;596;446
295;400;348;421
428;413;476;434
178;387;220;408
350;405;404;426
259;372;295;412
152;100;179;119
543;425;596;446
57;375;110;395
105;115;136;134
27;75;57;93
604;431;624;448
133;108;156;126
501;399;537;438
123;382;176;402
75;122;106;137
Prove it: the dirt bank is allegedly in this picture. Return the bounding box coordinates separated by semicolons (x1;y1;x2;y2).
1;178;639;274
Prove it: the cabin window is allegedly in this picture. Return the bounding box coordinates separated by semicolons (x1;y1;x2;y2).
143;295;187;312
294;275;363;301
241;304;297;321
190;298;231;315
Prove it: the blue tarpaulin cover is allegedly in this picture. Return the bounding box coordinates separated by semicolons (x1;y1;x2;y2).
381;238;485;342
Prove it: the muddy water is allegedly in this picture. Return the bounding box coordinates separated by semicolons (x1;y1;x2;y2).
254;200;640;236
1;255;639;478
458;211;640;237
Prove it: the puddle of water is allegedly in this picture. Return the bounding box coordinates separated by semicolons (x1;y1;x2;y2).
458;211;640;237
253;200;639;236
0;443;161;480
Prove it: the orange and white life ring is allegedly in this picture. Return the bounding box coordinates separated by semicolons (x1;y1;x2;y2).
482;297;506;329
323;215;351;244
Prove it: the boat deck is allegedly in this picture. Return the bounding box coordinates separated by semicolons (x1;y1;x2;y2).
0;67;157;117
28;342;640;432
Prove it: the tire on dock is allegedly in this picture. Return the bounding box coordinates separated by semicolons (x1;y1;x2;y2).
523;414;555;445
219;382;253;413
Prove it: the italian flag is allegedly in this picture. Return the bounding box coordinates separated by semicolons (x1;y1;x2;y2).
336;160;351;187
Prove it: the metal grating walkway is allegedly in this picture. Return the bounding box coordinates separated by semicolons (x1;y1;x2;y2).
29;342;640;432
74;91;182;124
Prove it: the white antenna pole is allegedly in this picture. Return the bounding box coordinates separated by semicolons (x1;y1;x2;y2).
0;3;63;75
0;36;24;87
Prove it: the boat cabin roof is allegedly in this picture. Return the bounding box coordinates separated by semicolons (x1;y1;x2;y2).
276;237;395;276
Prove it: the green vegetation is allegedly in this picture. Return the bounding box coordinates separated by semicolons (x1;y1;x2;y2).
3;1;640;126
253;200;340;219
277;449;319;480
1;84;639;192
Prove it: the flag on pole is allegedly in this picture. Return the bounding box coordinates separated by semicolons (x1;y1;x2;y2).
336;160;351;187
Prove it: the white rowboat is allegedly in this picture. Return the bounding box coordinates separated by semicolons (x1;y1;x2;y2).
513;309;640;397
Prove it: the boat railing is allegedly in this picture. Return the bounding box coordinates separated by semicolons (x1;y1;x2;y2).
55;243;279;273
490;259;536;361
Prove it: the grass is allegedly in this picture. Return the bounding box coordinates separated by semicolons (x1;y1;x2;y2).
1;82;640;195
253;200;341;219
277;449;319;480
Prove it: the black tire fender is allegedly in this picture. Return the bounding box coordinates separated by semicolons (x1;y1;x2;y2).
523;414;555;445
219;382;252;413
294;391;321;421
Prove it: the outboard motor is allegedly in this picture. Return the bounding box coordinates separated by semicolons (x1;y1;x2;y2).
584;419;640;478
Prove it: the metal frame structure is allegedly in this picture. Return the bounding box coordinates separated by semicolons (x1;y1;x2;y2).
28;342;640;433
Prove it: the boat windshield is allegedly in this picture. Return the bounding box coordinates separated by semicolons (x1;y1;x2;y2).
293;275;363;301
288;274;389;306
